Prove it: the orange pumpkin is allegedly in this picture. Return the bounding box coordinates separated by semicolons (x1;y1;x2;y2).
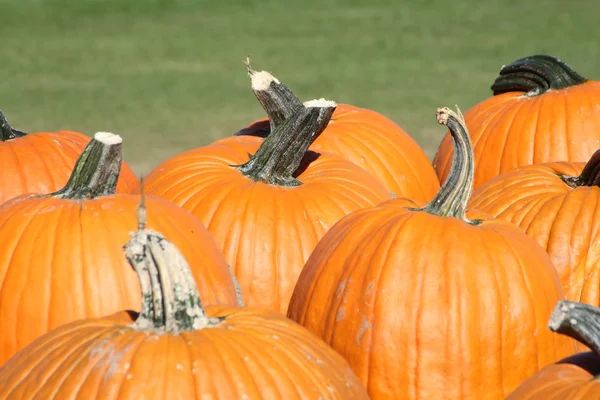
0;209;369;400
288;107;574;399
0;132;241;366
0;109;137;203
507;300;600;399
470;151;600;318
140;99;391;313
235;61;439;202
433;55;600;189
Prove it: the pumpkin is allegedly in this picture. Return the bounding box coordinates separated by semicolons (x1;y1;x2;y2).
507;300;600;399
0;109;137;203
140;99;391;313
433;55;600;189
470;151;600;322
287;107;574;399
0;132;241;367
234;60;440;202
0;207;369;400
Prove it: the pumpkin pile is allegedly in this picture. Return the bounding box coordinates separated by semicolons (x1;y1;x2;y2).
1;53;600;399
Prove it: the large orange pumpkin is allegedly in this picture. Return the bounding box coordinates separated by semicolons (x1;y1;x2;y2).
0;109;137;203
235;61;439;202
507;300;600;399
140;99;391;313
433;55;600;189
287;107;574;399
0;211;369;399
0;132;240;366
470;151;600;318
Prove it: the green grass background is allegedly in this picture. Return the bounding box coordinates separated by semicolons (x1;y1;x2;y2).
1;0;597;174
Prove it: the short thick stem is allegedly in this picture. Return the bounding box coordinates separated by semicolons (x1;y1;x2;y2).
420;107;478;223
561;149;600;188
124;194;222;334
51;132;122;199
242;59;304;134
491;55;587;96
236;99;336;187
548;300;600;355
0;110;27;141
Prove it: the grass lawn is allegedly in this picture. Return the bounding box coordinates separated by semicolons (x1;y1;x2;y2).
1;0;598;175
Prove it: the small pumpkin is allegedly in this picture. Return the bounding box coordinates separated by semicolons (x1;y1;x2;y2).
0;109;137;203
470;151;600;319
507;300;600;399
0;207;369;399
433;55;600;189
140;99;391;312
0;132;241;366
235;60;440;202
288;107;574;399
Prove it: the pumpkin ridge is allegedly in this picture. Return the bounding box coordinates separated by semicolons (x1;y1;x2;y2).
491;55;588;97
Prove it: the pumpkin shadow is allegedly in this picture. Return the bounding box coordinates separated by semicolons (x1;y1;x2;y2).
234;120;271;138
556;352;600;376
294;150;321;177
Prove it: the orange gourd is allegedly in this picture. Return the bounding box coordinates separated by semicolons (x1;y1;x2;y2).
0;109;137;203
470;151;600;315
0;132;241;366
507;300;600;399
140;98;391;313
433;55;600;189
288;107;574;399
0;209;369;400
235;61;439;202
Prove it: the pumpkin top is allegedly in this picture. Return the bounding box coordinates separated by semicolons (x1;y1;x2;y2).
124;192;223;334
418;107;479;224
549;300;600;356
235;97;337;187
560;149;600;188
50;131;123;200
491;54;588;97
0;110;26;141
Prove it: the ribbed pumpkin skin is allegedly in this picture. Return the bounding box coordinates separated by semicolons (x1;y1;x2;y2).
506;352;600;399
0;130;138;202
0;306;369;399
141;135;391;312
433;81;600;189
244;104;440;202
288;198;574;399
469;161;600;310
0;195;239;366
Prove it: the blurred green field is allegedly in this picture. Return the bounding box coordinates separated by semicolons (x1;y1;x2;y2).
1;0;597;175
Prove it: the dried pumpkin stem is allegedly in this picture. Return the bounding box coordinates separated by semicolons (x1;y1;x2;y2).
548;300;600;355
124;195;222;334
491;55;587;96
236;99;336;187
0;110;27;141
51;132;122;200
560;149;600;188
243;58;304;135
420;107;477;223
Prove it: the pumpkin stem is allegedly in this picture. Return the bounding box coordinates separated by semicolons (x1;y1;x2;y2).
548;300;600;355
560;149;600;188
237;58;304;138
51;132;122;200
0;110;27;141
419;107;478;223
491;55;587;96
124;192;222;334
236;99;336;187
